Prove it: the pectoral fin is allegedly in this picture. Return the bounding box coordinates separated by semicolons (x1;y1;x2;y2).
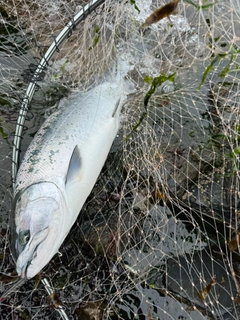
65;146;84;214
65;145;82;186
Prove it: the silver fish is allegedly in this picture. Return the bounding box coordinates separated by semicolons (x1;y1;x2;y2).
11;67;129;279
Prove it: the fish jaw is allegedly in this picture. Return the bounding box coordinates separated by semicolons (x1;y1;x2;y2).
12;181;69;279
16;227;50;278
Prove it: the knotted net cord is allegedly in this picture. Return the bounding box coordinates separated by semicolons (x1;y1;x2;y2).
0;0;240;319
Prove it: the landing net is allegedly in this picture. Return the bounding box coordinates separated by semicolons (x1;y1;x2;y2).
0;1;240;319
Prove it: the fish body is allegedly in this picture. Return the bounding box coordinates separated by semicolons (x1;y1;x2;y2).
12;70;128;279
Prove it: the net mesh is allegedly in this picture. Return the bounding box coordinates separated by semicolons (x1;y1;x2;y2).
1;0;240;319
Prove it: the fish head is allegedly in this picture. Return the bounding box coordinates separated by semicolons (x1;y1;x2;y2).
11;182;67;279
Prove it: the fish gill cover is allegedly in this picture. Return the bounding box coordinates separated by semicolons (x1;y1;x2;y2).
0;0;240;319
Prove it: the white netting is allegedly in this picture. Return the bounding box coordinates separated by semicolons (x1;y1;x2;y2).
0;0;240;319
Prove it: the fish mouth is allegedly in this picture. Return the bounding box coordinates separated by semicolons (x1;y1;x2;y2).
16;240;42;279
17;261;29;279
14;240;34;278
20;269;27;279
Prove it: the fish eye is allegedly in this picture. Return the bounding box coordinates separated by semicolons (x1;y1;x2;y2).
19;230;30;245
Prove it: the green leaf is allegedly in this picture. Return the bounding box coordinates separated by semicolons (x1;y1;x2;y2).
233;147;240;155
123;111;147;141
184;0;199;9
125;72;176;140
219;65;230;78
129;0;140;13
0;125;7;139
232;158;239;172
198;53;227;89
235;124;240;133
143;75;153;84
201;2;218;9
53;60;68;79
184;0;217;10
226;147;240;161
0;96;11;106
225;152;233;159
211;133;226;139
89;25;101;50
229;44;240;54
93;25;101;46
94;25;100;33
198;63;213;89
0;116;11;139
144;72;176;107
60;60;68;74
93;34;100;46
213;36;220;42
